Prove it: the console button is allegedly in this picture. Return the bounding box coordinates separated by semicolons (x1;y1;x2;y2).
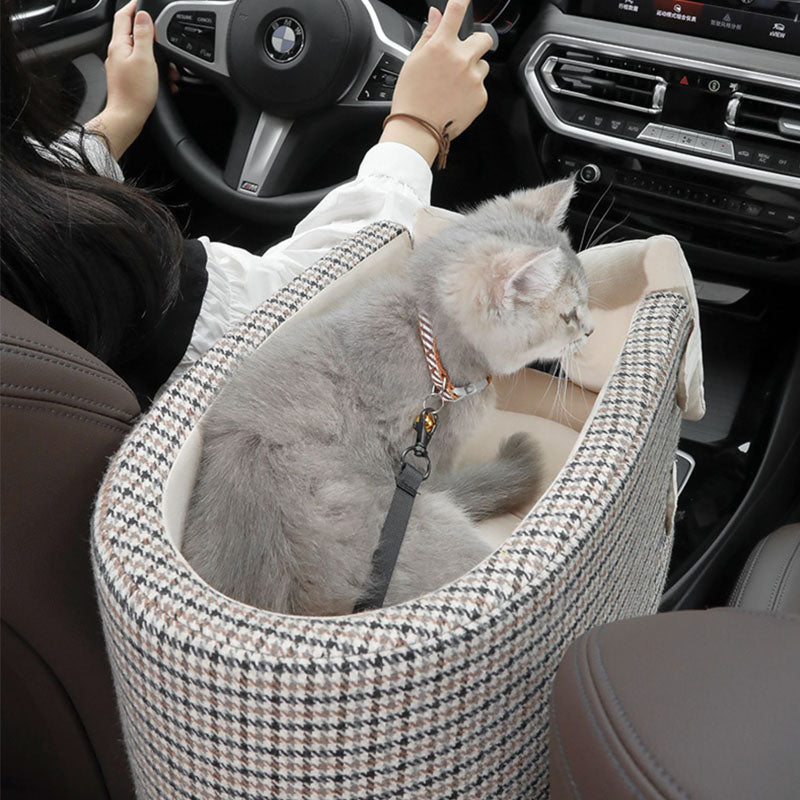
572;108;592;127
742;202;763;218
752;148;775;169
734;144;755;164
589;112;606;130
658;126;682;145
674;130;699;150
773;152;797;175
622;119;646;138
638;123;663;143
709;137;735;160
605;116;626;135
694;134;716;154
776;209;799;227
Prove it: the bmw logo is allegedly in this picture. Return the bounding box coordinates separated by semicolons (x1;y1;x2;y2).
265;16;305;63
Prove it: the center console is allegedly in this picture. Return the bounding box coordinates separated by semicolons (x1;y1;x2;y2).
514;3;800;608
517;4;800;273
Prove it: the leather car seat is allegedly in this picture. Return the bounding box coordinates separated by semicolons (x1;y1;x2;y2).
1;298;139;800
548;523;800;800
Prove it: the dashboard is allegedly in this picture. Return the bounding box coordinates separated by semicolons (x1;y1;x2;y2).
555;0;799;54
508;1;799;284
12;0;799;280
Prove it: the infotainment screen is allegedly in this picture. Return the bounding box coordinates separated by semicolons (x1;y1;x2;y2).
556;0;800;54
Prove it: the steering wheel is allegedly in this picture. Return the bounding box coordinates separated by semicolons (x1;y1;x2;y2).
140;0;476;224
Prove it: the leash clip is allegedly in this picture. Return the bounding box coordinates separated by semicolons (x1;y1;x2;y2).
400;405;439;480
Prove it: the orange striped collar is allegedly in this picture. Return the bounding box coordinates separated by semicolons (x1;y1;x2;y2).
417;313;492;402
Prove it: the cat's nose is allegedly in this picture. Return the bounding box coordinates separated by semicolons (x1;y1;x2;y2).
583;312;595;338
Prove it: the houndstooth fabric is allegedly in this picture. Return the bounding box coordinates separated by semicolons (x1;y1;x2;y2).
92;223;692;800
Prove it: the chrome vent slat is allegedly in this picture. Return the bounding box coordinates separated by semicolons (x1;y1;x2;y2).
725;92;800;145
541;54;666;116
521;33;800;191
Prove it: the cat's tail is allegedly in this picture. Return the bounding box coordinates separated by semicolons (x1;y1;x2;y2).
431;432;542;521
181;428;298;613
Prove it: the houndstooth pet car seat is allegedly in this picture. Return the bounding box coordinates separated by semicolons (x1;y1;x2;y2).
92;215;704;800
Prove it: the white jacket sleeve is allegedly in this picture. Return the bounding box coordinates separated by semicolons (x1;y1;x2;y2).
176;141;432;376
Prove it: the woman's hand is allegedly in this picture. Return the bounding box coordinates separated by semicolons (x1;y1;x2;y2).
380;0;493;167
87;0;159;159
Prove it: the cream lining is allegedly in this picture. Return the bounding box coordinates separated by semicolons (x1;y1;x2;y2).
164;215;704;554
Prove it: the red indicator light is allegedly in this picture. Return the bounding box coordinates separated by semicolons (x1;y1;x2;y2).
680;75;689;85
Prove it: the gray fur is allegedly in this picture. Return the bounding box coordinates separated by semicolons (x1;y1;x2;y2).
182;179;593;616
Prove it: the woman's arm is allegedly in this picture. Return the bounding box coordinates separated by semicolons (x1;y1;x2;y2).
86;0;159;160
180;1;494;377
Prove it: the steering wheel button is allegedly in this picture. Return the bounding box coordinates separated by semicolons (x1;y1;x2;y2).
181;24;207;37
194;13;216;28
378;53;404;74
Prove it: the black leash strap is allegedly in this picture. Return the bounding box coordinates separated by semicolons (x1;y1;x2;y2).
353;461;427;613
353;408;438;613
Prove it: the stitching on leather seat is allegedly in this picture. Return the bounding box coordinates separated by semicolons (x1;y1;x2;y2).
0;346;133;393
1;400;133;433
717;607;800;624
770;537;800;613
549;694;583;800
571;638;644;798
729;537;768;606
1;332;109;371
592;637;690;799
1;382;135;419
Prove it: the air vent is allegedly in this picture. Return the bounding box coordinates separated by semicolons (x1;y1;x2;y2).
540;54;666;115
726;93;800;144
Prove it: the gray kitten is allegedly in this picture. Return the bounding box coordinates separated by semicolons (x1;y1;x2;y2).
183;178;594;616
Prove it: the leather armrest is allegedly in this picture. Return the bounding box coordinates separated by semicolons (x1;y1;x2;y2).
550;608;800;800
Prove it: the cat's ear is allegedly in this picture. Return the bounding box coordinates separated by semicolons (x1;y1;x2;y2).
505;247;563;303
508;177;577;228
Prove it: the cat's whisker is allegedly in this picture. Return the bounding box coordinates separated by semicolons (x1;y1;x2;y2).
588;212;631;250
579;183;612;252
584;272;620;286
585;197;615;254
588;293;613;308
567;349;591;413
555;353;580;425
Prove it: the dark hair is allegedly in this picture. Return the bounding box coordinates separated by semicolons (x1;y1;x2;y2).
0;11;184;367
